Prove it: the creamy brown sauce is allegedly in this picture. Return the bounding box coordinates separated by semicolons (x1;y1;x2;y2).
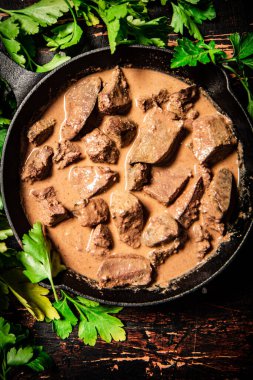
20;68;239;288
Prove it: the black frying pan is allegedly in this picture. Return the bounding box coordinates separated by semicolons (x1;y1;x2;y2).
1;46;253;306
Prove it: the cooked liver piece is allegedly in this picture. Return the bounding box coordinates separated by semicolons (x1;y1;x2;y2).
53;140;82;169
28;118;55;146
201;168;234;233
144;166;192;205
127;163;150;191
98;67;131;114
192;224;212;260
21;145;53;183
171;176;204;228
195;165;212;188
86;224;113;258
138;89;170;112
142;211;180;247
167;85;198;118
192;114;237;165
148;238;182;267
110;191;144;249
61;77;101;140
101;116;137;147
129;107;184;165
69;166;118;199
31;186;69;226
84;128;119;164
73;198;109;227
97;254;152;288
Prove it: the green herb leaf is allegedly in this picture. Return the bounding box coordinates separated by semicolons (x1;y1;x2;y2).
18;222;65;301
1;268;60;321
171;37;226;68
229;32;253;69
54;291;126;346
26;346;53;372
53;294;78;339
35;53;70;72
44;22;83;50
0;228;13;241
0;317;16;350
0;317;52;379
6;0;69;29
170;1;215;40
7;346;34;366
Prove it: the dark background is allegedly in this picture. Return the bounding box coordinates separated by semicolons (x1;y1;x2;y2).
1;0;253;379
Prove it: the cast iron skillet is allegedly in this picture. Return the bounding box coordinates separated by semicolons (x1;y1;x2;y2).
1;46;253;306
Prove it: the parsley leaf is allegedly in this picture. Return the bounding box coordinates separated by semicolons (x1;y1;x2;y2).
171;34;253;119
44;0;83;51
171;37;226;67
44;22;83;50
82;0;169;53
0;317;52;379
7;346;34;366
26;346;53;372
229;32;253;69
53;290;126;346
35;53;70;72
170;0;215;40
0;317;16;350
0;0;70;69
17;222;65;302
1;269;60;321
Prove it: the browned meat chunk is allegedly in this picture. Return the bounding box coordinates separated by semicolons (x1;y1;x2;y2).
192;114;237;165
167;85;198;118
98;67;131;114
171;176;204;228
31;186;69;226
201;168;234;233
110;191;144;249
84;128;119;164
183;109;199;130
129;107;184;164
97;254;152;288
138;89;170;112
61;77;101;140
69;166;118;199
148;238;182;267
73;198;109;227
28;118;55;146
101;116;137;148
53;140;82;169
192;224;212;260
21;145;53;183
127;163;150;191
86;224;113;258
195;165;212;188
144;166;192;205
142;211;180;247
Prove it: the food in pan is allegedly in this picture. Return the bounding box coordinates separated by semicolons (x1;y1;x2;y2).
20;67;238;289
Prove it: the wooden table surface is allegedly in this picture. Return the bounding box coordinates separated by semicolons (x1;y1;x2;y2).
1;0;253;379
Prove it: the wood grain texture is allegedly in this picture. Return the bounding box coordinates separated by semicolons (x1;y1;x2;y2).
0;0;253;379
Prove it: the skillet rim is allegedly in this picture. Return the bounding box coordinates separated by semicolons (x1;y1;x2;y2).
1;45;253;306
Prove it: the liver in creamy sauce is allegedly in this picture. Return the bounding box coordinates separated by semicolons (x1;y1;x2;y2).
21;67;239;289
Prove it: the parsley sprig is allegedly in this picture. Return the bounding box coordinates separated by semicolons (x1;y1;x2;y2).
171;33;253;118
0;0;216;70
0;317;52;380
0;217;126;346
54;291;126;346
0;0;71;71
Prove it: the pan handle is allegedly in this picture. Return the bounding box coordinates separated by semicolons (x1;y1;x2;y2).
0;51;45;107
